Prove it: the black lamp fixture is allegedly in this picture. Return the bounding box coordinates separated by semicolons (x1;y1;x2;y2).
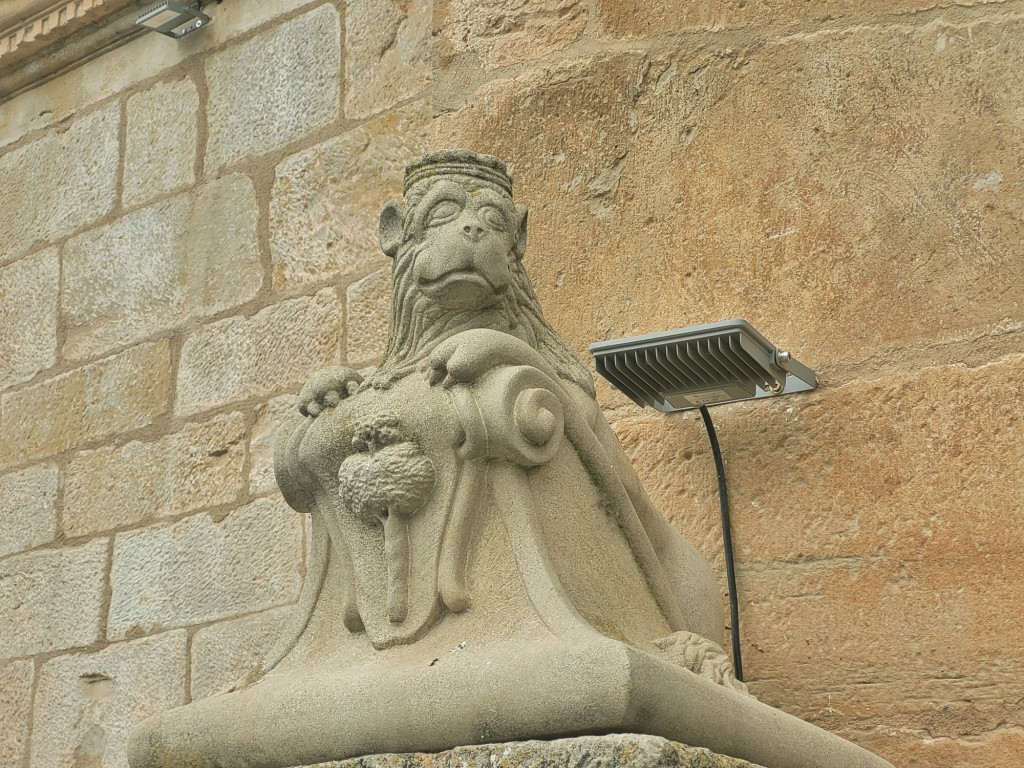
136;1;213;39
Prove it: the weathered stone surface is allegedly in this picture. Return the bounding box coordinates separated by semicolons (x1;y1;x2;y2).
0;659;33;768
610;413;721;570
739;557;1024;742
0;539;107;658
206;4;341;171
204;0;325;47
617;354;1024;596
190;607;291;700
63;198;186;357
249;394;299;495
0;0;325;153
270;102;430;289
345;268;391;365
0;103;119;263
108;498;303;640
0;247;58;389
0;1;136;90
305;735;761;768
64;413;247;537
434;16;1024;373
853;726;1024;768
176;289;341;416
63;174;261;360
0;464;59;558
123;77;198;209
612;353;1024;765
345;0;430;119
596;0;1006;37
0;340;172;468
30;632;186;768
0;34;177;152
436;0;588;70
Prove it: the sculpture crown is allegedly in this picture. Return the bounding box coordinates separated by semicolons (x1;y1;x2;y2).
404;149;513;197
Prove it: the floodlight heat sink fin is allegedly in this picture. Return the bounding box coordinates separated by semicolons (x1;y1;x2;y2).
589;319;816;412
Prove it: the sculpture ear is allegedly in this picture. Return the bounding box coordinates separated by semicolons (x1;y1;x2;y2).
378;199;404;258
513;204;529;259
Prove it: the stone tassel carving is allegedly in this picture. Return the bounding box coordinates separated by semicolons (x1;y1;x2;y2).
436;456;486;614
337;415;435;623
127;151;894;768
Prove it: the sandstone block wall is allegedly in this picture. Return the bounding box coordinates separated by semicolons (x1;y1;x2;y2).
0;1;1021;767
0;3;429;767
432;2;1024;765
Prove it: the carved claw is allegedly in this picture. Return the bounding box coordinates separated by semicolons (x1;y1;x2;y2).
426;359;448;388
298;366;363;418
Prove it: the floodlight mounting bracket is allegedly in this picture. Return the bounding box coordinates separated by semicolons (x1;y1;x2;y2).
589;319;816;412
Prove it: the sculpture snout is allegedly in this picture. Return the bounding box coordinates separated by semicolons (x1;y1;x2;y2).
461;221;485;241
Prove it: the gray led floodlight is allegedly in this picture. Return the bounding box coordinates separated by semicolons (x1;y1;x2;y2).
589;319;816;412
136;1;211;38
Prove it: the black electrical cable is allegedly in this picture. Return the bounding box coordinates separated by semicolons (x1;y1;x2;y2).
698;405;743;682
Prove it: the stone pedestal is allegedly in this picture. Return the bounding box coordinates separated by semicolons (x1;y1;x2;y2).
297;735;762;768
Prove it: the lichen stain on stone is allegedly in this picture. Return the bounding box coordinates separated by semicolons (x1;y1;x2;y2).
972;171;1003;193
297;735;765;767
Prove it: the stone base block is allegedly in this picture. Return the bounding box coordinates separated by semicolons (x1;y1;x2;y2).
299;734;763;768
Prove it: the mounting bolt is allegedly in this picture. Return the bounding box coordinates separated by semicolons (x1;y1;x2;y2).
777;350;791;365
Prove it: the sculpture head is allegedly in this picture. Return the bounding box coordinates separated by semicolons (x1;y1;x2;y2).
372;150;593;395
379;152;528;312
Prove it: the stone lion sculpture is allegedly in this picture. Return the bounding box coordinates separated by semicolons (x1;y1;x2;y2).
128;151;892;768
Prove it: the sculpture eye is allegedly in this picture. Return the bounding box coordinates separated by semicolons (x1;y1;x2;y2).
477;205;507;231
426;200;461;227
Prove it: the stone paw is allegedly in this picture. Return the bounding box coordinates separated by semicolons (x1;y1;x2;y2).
426;336;481;388
653;631;751;696
298;366;363;417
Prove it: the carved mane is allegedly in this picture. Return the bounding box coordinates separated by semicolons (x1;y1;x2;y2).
368;179;595;398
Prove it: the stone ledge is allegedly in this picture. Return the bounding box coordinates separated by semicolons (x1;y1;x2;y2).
0;0;110;62
298;734;763;768
0;0;141;103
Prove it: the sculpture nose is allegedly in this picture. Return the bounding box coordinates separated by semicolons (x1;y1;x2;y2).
462;222;485;240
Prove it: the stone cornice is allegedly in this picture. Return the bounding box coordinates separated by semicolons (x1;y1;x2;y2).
0;0;150;103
